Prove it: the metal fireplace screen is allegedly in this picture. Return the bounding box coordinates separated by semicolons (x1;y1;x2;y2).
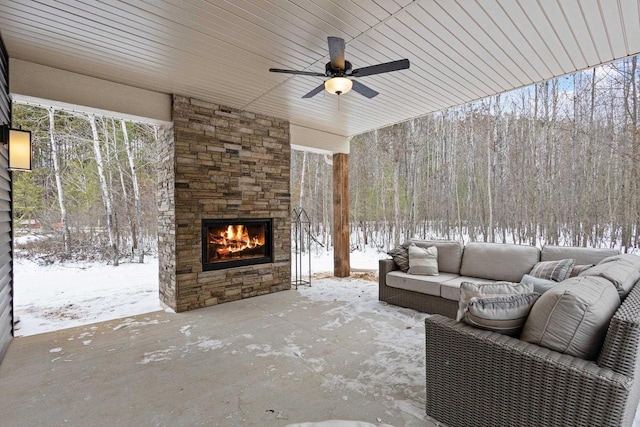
202;218;273;271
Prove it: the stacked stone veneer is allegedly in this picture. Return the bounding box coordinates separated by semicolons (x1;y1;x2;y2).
158;95;291;312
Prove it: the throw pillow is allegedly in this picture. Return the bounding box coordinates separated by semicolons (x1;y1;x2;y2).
521;275;621;360
457;281;534;322
521;274;557;294
407;245;438;276
529;258;575;282
409;239;463;274
463;292;541;336
570;264;595;277
387;243;411;272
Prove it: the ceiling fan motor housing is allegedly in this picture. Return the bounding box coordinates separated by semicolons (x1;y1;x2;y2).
325;61;352;76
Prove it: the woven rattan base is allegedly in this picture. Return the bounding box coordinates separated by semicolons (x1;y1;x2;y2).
379;282;458;318
378;259;458;318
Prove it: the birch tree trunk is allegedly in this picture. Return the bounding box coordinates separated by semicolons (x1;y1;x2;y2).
112;120;135;252
299;150;307;204
48;107;71;252
102;118;120;252
487;100;495;243
390;129;401;246
89;113;118;266
531;86;539;246
589;68;599;247
122;120;145;263
298;150;307;252
630;57;639;250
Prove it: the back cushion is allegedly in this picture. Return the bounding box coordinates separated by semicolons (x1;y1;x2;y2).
411;240;463;274
521;275;620;360
579;254;640;299
541;245;619;266
460;242;540;282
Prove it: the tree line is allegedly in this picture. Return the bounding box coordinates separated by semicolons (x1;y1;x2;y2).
13;56;639;263
292;56;640;253
12;103;159;264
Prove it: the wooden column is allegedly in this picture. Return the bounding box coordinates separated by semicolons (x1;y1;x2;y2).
333;153;350;277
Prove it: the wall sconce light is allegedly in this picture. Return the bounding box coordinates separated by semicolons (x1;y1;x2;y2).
1;125;32;171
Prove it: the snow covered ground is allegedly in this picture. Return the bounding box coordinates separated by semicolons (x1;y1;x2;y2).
10;245;640;425
13;257;163;336
12;247;388;337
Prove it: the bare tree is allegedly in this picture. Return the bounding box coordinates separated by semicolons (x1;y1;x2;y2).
289;55;640;254
88;113;118;265
111;119;135;252
122;120;145;263
48;107;71;252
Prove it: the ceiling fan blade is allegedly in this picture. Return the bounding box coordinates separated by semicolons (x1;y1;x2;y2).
302;83;326;98
351;59;410;77
269;68;326;77
351;80;379;99
327;36;345;70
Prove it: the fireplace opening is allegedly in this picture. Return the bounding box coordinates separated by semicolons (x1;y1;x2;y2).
202;218;273;271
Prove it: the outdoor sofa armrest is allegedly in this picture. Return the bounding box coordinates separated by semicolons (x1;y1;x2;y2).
425;315;634;427
378;258;397;288
598;278;640;378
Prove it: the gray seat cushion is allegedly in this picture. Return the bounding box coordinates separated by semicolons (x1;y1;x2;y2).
410;239;463;274
521;275;620;360
460;242;540;282
541;245;619;265
386;271;459;296
440;276;497;301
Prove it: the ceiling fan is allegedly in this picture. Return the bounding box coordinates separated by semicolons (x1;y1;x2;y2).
269;36;410;99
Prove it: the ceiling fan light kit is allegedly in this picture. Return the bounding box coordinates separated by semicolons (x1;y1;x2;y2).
269;36;410;99
324;77;353;95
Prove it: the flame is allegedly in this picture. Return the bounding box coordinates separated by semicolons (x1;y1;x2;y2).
210;224;264;258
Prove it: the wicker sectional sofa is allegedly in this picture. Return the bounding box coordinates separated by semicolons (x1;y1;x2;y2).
379;240;618;318
425;282;640;427
379;240;640;427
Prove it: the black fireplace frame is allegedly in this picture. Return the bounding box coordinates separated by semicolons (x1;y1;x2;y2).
201;218;273;271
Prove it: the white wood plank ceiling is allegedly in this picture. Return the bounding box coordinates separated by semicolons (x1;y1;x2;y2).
1;0;639;137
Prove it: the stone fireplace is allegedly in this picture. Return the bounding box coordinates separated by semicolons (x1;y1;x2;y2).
158;95;291;312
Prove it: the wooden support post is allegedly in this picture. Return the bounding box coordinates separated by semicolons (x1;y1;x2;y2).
333;153;350;277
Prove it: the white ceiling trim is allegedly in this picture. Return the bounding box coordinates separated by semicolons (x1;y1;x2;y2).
10;59;172;126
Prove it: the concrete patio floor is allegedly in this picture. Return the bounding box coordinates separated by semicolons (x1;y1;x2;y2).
0;278;436;427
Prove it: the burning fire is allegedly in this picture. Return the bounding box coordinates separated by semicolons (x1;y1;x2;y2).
210;225;264;258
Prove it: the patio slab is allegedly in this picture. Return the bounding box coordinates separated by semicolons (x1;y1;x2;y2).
0;277;436;427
